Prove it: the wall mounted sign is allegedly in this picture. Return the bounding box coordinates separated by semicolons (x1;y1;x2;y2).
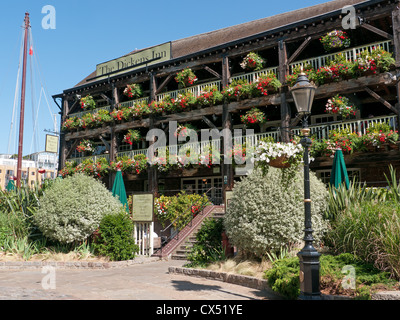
95;42;172;79
45;134;59;154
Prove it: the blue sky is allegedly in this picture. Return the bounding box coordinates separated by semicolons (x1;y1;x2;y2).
0;0;329;156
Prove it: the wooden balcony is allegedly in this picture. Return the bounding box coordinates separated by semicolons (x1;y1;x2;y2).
66;40;392;119
67;114;398;165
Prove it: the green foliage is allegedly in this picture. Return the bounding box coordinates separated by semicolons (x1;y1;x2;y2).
326;200;400;279
93;212;139;261
154;192;210;231
185;218;225;268
224;167;329;257
34;174;123;244
264;256;300;299
264;253;398;300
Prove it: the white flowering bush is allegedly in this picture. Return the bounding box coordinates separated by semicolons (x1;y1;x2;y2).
34;174;123;244
224;167;329;257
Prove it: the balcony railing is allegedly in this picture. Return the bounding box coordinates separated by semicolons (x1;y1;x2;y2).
291;114;397;140
289;40;391;72
67;114;398;165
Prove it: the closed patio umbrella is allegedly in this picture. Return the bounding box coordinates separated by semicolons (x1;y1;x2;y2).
6;179;15;192
111;170;129;212
330;148;350;189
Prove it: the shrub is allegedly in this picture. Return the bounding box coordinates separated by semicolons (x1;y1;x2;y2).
265;253;398;300
93;212;139;261
224;167;329;257
34;174;123;244
326;200;400;279
185;218;225;268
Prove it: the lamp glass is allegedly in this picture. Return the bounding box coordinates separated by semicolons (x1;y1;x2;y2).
290;73;316;114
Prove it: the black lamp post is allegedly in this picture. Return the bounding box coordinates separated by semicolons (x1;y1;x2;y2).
290;71;321;300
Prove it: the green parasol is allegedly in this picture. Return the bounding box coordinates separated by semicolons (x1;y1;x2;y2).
330;148;350;189
6;179;15;192
111;170;129;212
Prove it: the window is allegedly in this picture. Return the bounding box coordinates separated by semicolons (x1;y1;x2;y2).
316;168;361;185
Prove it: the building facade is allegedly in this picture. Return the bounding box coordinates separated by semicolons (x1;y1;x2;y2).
0;153;57;190
54;0;400;205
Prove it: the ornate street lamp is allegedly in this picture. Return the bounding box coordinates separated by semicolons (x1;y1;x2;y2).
290;71;321;300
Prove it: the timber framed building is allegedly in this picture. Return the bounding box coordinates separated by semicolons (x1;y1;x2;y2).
54;0;400;206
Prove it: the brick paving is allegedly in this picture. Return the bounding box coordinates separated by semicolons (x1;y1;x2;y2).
0;258;280;300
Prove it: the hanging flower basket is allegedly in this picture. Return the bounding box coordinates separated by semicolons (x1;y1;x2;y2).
253;141;304;171
319;30;351;52
325;95;357;119
76;139;95;154
80;95;96;110
174;124;197;139
268;155;291;169
240;107;266;126
240;52;265;71
123;83;143;99
175;68;198;87
123;129;142;145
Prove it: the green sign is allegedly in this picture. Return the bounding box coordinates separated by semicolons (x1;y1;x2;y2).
96;42;172;79
45;134;59;153
132;193;154;222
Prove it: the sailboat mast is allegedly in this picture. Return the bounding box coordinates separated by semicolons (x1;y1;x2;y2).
16;12;30;188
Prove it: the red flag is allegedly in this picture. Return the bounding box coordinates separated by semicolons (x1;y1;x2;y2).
29;46;33;56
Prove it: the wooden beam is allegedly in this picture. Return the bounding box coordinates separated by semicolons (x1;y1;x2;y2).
221;55;230;87
278;40;290;142
100;93;112;105
360;23;393;40
155;74;174;95
66;140;80;159
287;36;312;65
203;65;221;79
364;86;399;114
202;116;218;129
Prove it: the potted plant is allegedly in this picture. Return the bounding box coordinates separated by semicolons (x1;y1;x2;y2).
123;129;142;145
175;68;198;87
319;30;351;51
325;95;357;119
240;52;265;71
80;95;96;110
240;107;266;126
123;83;143;99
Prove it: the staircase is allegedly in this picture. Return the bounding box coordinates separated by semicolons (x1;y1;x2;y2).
152;205;225;260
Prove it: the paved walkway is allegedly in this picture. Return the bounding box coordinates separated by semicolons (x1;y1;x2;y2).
0;259;280;300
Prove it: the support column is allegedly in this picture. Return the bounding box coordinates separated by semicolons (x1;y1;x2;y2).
221;55;234;195
59;97;70;170
392;7;400;125
278;40;291;142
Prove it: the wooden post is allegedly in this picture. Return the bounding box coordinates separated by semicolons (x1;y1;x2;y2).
278;40;291;143
392;6;400;126
59;97;70;170
148;73;159;196
221;55;234;195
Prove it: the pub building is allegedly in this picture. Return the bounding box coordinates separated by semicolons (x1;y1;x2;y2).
54;0;400;246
